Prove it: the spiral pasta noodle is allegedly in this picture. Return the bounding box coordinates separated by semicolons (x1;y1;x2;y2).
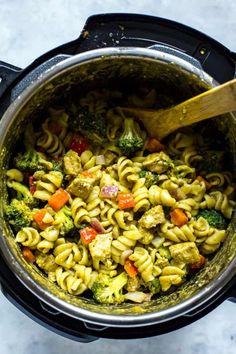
37;119;65;157
71;198;91;227
129;247;154;282
111;225;142;263
33;171;63;201
6;87;235;305
16;227;41;248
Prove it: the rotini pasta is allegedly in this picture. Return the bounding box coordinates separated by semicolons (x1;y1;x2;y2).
5;88;234;305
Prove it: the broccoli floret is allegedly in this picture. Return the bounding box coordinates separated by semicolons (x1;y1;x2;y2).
15;147;51;172
51;159;64;173
146;278;161;295
69;107;106;144
7;180;37;208
200;150;224;173
197;209;227;229
118;118;144;155
5;199;32;232
158;246;171;260
77;223;90;231
54;206;75;236
91;272;128;304
139;170;159;188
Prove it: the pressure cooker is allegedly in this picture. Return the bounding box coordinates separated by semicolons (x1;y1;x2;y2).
0;13;236;342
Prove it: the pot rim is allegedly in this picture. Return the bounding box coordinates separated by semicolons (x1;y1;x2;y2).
0;46;234;327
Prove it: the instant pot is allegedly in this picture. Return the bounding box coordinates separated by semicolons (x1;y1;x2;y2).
0;13;236;342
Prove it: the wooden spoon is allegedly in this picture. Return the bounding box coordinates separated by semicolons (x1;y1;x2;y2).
120;78;236;140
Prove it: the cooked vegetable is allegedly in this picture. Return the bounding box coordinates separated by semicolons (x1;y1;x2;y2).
5;199;32;232
124;259;138;277
190;254;206;269
145;138;165;153
139;170;159;188
117;193;135;209
91;272;128;304
22;247;36;263
197;209;227;229
200;150;224;173
54;206;75;236
195;175;211;190
29;176;36;194
96;155;106;165
48;188;70;211
69;108;106;144
51;159;64;173
158;246;171;260
124;291;152;303
118;117;144;155
144;278;161;295
14;146;51;172
33;208;52;230
7;180;38;208
79;226;98;244
90;218;105;234
170;208;188;226
101;185;119;199
70;134;89;155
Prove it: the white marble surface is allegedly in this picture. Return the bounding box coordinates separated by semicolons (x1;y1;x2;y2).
1;0;236;353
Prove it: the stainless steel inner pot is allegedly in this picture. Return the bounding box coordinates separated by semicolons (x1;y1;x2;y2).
0;47;236;328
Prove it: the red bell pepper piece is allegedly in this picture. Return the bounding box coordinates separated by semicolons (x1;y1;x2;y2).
79;226;98;244
70;135;89;155
145;138;165;153
117;193;135;209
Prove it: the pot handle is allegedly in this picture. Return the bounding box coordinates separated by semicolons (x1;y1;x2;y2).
0;61;21;98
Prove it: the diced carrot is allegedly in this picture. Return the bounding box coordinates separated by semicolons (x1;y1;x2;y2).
117;193;135;209
145;138;165;153
170;208;188;226
48;188;70;211
124;259;138;277
79;226;98;244
29;176;36;194
190;255;206;269
81;170;93;178
22;247;36;263
195;176;212;190
33;208;50;230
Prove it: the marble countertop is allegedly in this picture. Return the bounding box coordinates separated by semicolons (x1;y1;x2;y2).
0;1;236;353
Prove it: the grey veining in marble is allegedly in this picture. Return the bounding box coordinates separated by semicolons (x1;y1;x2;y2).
0;1;236;353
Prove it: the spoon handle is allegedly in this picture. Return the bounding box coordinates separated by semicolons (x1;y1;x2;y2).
122;78;236;140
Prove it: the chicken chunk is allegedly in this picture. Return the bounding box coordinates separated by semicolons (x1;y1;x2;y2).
67;174;95;199
89;233;113;270
63;149;81;176
143;152;173;174
169;242;200;264
138;225;155;244
139;205;165;228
